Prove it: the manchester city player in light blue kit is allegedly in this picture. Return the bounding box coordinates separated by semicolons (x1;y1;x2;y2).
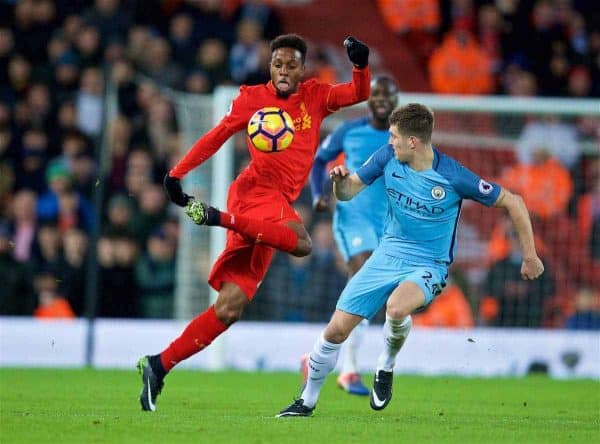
303;76;398;396
278;103;544;417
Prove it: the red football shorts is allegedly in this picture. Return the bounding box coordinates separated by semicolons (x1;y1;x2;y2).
208;177;302;300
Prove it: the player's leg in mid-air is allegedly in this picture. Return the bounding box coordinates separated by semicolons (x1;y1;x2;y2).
185;200;312;257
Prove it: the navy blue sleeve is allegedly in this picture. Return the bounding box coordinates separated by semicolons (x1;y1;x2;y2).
437;154;501;206
356;145;393;185
310;156;329;202
310;122;351;201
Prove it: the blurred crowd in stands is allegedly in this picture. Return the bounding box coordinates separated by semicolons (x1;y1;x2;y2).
0;0;598;329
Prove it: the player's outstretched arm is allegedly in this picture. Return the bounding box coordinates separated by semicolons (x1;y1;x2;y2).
493;188;544;280
331;165;366;201
325;37;371;111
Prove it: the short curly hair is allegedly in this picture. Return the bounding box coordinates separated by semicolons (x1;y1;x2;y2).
270;34;307;63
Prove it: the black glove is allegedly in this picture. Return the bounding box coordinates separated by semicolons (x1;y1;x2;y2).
163;174;192;207
344;36;369;69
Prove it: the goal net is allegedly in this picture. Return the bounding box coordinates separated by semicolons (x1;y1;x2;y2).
149;87;599;331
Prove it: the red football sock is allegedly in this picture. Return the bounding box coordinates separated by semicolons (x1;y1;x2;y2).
218;211;299;253
160;305;228;372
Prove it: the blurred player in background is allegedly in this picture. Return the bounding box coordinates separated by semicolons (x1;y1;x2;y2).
137;34;371;412
278;103;544;417
304;75;398;396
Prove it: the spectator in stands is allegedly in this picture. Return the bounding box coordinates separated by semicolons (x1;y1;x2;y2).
181;0;236;48
564;286;600;330
376;0;440;70
0;127;15;214
130;183;168;244
243;40;271;85
0;222;35;315
476;3;503;74
515;116;579;169
497;146;574;220
33;270;75;319
195;38;231;90
142;36;184;90
229;19;265;84
429;29;494;94
135;227;176;318
122;148;155;200
31;222;62;274
144;95;178;164
168;13;197;70
76;67;104;137
231;0;282;41
83;0;132;43
14;128;49;194
37;159;95;233
7;54;32;100
105;193;135;233
57;227;88;316
0;27;14;86
25;83;55;136
184;69;212;94
480;225;555;327
52;51;81;105
56;101;79;142
97;229;139;318
105;115;132;193
576;164;600;259
9;189;37;263
567;65;594;98
74;25;102;68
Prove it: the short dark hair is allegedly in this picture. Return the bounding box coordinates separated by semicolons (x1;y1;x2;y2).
388;103;434;143
270;34;307;63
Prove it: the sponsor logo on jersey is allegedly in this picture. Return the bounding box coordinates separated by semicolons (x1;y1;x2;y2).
386;188;445;214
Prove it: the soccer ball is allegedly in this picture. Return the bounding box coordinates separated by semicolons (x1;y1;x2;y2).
247;107;295;152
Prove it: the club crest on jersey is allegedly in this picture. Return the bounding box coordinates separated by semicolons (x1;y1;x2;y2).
431;186;445;200
478;179;493;195
351;237;363;247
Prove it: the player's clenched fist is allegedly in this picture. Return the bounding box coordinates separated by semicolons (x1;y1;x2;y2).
521;256;545;280
329;165;350;182
344;36;369;69
163;174;193;207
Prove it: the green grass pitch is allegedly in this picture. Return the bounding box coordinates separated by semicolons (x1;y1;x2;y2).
1;369;598;443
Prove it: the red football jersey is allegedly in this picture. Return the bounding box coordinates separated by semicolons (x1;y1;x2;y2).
170;67;370;203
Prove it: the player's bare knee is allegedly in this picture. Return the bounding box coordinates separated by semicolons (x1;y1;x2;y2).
214;303;245;325
386;305;411;320
214;286;248;325
323;324;351;344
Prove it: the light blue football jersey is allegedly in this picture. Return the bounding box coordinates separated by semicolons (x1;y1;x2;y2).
357;145;501;264
311;117;390;259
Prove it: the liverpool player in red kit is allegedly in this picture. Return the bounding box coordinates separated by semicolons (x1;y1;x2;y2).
137;34;371;411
